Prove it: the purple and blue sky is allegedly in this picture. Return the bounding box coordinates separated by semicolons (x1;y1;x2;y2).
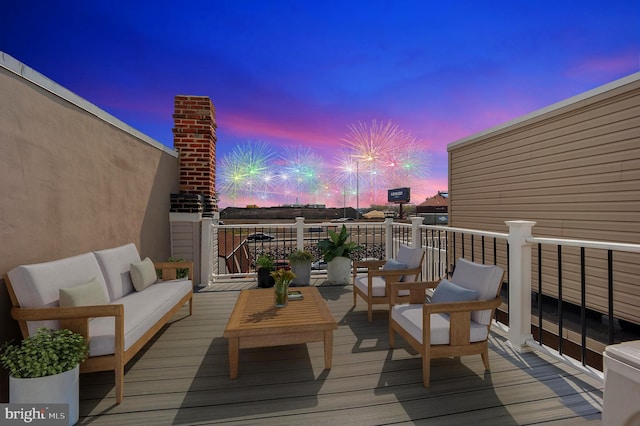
2;1;639;208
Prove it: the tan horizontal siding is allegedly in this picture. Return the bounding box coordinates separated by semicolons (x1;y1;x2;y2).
449;75;640;325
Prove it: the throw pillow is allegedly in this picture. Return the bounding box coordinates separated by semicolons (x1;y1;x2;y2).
130;257;158;291
382;259;408;270
382;259;408;281
59;277;108;307
430;279;479;304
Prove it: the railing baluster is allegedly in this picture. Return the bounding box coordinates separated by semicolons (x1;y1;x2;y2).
538;243;543;346
608;250;614;344
438;229;442;278
452;232;456;276
493;237;497;265
558;245;563;356
471;234;475;262
580;246;587;366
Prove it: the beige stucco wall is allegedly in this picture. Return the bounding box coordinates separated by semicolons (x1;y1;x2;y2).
0;53;179;400
447;72;640;325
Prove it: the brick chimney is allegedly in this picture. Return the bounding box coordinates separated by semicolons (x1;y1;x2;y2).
171;95;218;217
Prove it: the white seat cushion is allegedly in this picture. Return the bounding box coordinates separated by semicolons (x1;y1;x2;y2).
354;275;386;297
451;258;504;325
391;304;488;345
355;275;409;298
88;279;192;356
6;252;110;335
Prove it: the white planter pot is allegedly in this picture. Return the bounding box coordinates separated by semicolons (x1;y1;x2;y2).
327;257;352;284
290;262;311;285
10;365;79;426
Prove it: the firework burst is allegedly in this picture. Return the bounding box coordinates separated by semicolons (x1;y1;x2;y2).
217;141;275;201
216;121;430;207
339;120;430;204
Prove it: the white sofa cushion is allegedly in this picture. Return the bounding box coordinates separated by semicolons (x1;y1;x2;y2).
59;277;109;307
88;279;193;356
93;243;141;301
450;258;504;325
6;252;110;335
391;304;488;345
130;257;157;291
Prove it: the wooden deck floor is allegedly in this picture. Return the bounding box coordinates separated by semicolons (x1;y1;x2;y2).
78;280;603;425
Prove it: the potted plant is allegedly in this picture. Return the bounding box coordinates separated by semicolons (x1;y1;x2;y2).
317;225;360;284
256;254;276;288
288;249;313;286
1;327;89;425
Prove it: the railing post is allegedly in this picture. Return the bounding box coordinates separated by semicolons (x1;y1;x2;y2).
200;217;213;287
295;217;305;251
385;217;394;259
410;216;423;248
506;220;536;352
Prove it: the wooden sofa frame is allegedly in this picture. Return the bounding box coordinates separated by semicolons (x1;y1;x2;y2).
3;261;194;404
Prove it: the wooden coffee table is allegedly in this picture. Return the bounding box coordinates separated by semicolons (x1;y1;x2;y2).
223;286;337;379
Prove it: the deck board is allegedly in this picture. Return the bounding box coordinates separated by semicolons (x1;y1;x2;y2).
78;284;603;425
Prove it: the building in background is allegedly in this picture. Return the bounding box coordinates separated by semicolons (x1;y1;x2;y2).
416;191;449;225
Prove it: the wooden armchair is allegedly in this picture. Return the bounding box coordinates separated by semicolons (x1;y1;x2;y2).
353;245;425;322
388;258;504;387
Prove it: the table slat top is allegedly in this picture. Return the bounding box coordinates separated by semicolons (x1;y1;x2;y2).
223;287;337;337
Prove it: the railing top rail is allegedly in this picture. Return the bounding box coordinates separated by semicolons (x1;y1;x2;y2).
420;224;509;240
216;223;297;229
528;236;640;253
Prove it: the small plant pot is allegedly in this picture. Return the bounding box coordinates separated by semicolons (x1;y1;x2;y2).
290;262;311;286
10;365;79;426
257;268;275;288
327;257;351;284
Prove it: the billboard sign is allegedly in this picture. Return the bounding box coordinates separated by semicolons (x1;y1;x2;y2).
388;187;410;203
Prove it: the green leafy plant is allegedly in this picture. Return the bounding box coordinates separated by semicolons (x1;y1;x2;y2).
1;328;89;378
317;225;360;263
169;256;189;279
156;257;189;280
288;249;313;265
256;255;275;270
157;257;189;279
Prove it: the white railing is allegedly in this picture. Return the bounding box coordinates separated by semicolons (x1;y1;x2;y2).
200;216;640;377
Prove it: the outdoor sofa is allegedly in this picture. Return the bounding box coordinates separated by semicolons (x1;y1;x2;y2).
4;243;193;404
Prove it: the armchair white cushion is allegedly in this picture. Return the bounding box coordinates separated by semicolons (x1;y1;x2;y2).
450;258;504;325
392;304;489;345
396;245;423;281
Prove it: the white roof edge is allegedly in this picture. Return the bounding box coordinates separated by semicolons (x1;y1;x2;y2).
447;71;640;151
0;51;178;158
